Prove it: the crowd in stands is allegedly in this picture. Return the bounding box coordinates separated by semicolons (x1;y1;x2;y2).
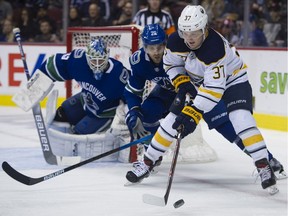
0;0;286;47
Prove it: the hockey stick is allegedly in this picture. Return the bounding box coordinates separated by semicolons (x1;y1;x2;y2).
13;28;80;165
2;134;153;186
143;131;182;206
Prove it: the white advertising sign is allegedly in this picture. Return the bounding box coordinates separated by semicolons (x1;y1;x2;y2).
0;44;287;118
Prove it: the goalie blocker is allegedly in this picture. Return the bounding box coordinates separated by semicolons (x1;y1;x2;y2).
12;70;54;112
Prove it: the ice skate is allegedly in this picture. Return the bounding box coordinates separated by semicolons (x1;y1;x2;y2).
126;156;155;183
255;158;279;195
269;158;287;180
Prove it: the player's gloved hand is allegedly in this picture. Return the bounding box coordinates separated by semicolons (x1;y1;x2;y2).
125;107;150;140
172;105;203;138
172;74;197;99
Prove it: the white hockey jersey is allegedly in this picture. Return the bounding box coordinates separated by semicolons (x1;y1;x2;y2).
164;28;249;113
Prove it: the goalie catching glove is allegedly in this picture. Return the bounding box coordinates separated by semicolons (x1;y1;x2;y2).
172;104;203;138
12;69;54;111
125;107;150;140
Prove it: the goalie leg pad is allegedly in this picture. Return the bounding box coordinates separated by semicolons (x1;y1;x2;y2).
12;69;54;111
48;127;124;162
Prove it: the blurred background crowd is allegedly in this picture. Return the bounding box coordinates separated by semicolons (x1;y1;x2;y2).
0;0;286;47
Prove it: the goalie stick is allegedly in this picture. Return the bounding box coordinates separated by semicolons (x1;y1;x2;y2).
143;131;182;206
2;134;153;186
13;28;80;165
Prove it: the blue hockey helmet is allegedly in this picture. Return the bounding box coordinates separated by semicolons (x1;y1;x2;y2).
86;38;110;80
141;23;166;46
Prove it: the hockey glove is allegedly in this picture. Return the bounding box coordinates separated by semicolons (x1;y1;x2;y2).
172;74;197;99
125;107;150;140
12;69;54;112
172;105;203;138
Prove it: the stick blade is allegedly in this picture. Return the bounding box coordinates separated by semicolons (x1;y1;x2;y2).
142;194;166;206
2;161;40;185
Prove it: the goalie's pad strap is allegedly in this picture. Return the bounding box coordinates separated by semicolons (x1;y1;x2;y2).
12;69;54;111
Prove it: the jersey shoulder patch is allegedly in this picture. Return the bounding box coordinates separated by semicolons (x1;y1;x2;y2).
129;48;145;66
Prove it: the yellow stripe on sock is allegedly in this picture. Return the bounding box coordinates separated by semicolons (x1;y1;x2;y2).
154;131;172;148
243;134;264;147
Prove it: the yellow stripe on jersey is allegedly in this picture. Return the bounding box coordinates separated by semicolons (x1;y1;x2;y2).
242;134;264;147
198;87;223;99
154;131;173;147
232;64;248;76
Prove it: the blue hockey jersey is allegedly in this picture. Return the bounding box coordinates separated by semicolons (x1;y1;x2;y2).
124;48;174;109
39;49;130;118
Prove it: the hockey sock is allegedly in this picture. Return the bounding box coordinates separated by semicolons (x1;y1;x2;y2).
234;136;274;160
215;121;238;143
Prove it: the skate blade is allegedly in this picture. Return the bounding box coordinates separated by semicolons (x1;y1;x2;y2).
267;185;279;195
275;171;287;180
124;179;143;187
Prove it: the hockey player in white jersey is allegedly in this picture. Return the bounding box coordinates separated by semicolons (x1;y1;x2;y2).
125;5;283;194
124;23;285;173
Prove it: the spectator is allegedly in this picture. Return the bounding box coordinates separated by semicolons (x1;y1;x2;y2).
165;0;193;27
0;19;14;42
220;14;243;46
34;19;60;43
112;1;133;26
72;0;111;22
69;6;83;27
132;0;176;35
16;7;36;42
34;3;57;34
0;0;13;27
249;18;268;46
100;0;111;21
201;0;225;23
82;2;110;26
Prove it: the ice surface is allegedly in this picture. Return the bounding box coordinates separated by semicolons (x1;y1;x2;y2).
0;107;287;216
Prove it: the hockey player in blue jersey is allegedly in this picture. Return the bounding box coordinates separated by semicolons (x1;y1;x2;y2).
14;38;130;134
125;21;285;191
124;23;176;140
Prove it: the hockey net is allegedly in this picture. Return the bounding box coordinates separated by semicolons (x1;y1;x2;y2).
65;25;217;163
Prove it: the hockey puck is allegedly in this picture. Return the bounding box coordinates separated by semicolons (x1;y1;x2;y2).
173;199;185;208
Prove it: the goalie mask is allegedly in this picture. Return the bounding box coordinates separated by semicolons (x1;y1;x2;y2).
86;38;110;80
